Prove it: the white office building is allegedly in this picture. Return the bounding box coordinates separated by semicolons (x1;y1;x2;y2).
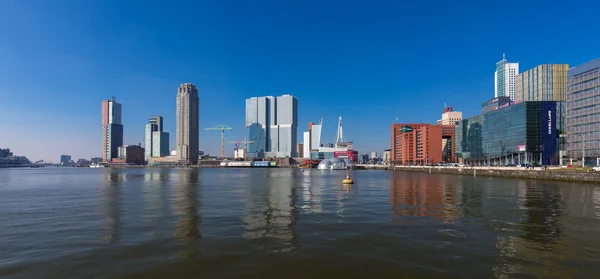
494;54;519;102
303;132;310;158
246;94;298;158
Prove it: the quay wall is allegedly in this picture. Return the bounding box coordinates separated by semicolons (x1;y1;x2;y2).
391;166;600;184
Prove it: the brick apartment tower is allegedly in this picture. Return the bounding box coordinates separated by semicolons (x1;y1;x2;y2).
101;97;123;162
391;123;442;165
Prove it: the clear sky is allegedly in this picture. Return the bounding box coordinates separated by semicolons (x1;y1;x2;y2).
1;0;599;162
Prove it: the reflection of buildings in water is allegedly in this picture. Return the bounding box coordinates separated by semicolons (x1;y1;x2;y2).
455;176;483;217
174;169;200;242
516;180;527;210
143;170;170;226
100;170;124;244
300;172;323;214
243;171;297;251
389;173;458;222
494;180;567;279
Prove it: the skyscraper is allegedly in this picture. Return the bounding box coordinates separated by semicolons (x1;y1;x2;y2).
101;97;123;162
495;54;519;102
176;83;199;165
145;116;170;161
245;94;298;158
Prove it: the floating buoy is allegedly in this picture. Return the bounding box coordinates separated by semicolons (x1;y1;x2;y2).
342;174;354;184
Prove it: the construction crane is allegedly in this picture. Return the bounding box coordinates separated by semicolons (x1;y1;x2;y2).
204;124;233;160
228;138;255;161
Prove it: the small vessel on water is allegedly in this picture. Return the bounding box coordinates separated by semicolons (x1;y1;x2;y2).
89;163;105;168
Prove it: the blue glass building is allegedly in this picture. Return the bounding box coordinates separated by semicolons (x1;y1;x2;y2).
455;102;559;165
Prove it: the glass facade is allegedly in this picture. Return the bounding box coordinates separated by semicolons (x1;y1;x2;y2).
455;102;558;165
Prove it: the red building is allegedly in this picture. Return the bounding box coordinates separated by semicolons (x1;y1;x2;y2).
334;150;358;162
391;124;442;165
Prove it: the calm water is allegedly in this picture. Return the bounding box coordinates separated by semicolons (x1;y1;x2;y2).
1;168;600;278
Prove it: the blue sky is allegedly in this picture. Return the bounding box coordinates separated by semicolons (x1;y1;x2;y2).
1;0;599;162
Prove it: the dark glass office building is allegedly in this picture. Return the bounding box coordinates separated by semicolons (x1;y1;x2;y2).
456;101;559;165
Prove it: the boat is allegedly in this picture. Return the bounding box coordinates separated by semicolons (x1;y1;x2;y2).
89;163;105;168
317;158;355;170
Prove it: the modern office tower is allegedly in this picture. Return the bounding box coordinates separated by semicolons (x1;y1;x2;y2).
303;132;310;158
310;119;322;150
145;116;170;161
60;155;71;165
176;83;199;165
495;54;519;101
245;94;298;158
455;102;559;166
516;63;569;164
101;97;123;162
516;64;569;102
566;58;600;166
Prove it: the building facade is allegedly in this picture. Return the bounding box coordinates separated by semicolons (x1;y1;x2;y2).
302;132;310;158
101;97;123;162
438;107;461;163
391;124;442;165
116;145;145;165
516;63;569;164
565;58;600;166
246;94;298;158
455;102;559;166
145;116;170;161
176;83;199;165
297;143;304;158
481;96;513;114
495;55;519;101
310;119;322;150
60;155;71;165
516;64;569;103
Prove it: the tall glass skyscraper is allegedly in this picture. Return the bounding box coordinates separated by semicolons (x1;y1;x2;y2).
246;94;298;158
101;97;123;162
145;116;170;161
176;83;199;165
495;54;519;102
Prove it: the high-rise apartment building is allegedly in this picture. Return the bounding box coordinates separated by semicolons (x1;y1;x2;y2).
176;83;199;165
145;116;170;161
246;94;298;158
101;97;123;162
495;54;519;102
565;58;600;166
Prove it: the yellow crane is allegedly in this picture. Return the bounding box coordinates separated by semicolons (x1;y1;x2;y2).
228;138;255;161
204;124;233;160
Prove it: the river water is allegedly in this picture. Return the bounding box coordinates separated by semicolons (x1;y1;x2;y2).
1;167;600;278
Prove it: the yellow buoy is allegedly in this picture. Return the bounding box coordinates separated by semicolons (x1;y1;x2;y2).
342;174;354;184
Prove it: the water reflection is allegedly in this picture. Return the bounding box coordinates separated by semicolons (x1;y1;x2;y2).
173;169;200;242
389;172;459;222
243;170;298;252
100;170;124;244
143;170;170;232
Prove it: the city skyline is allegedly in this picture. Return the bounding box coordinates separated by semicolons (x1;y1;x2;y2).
1;1;600;162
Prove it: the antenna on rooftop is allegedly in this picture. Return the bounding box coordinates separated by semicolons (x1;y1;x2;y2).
503;53;506;60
